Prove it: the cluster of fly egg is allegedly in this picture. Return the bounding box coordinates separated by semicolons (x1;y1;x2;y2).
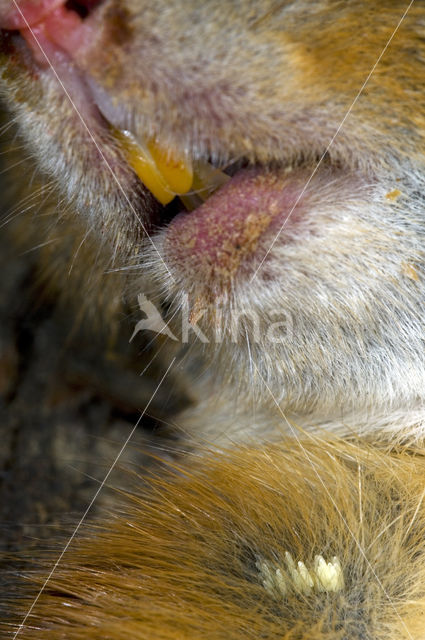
256;552;344;598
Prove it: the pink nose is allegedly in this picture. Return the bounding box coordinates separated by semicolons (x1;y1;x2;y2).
0;0;64;29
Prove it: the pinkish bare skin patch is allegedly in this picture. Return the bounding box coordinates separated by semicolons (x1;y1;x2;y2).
0;0;63;29
0;1;96;64
164;168;308;292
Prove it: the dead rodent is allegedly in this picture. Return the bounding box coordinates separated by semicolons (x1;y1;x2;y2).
1;0;425;638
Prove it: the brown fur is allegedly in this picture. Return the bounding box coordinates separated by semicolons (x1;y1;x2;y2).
1;1;425;638
11;438;425;639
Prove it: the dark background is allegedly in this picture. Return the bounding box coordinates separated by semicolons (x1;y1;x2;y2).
0;105;190;620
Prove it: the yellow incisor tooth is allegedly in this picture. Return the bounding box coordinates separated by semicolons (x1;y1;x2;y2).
148;139;193;196
115;128;231;210
114;129;193;205
192;160;231;199
179;161;231;211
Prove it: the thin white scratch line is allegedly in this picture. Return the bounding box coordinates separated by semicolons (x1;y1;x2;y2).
13;356;176;639
252;361;414;640
11;0;174;281
250;0;415;283
401;486;425;544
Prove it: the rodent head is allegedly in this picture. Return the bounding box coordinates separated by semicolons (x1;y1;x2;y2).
1;1;424;435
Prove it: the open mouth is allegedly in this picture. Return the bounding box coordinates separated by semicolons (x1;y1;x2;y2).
0;0;343;289
0;2;252;204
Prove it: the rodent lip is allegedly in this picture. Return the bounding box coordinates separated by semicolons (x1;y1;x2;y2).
163;165;321;286
2;18;337;258
0;0;354;273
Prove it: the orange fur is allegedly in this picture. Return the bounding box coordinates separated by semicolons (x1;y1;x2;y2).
1;1;425;638
11;438;425;639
